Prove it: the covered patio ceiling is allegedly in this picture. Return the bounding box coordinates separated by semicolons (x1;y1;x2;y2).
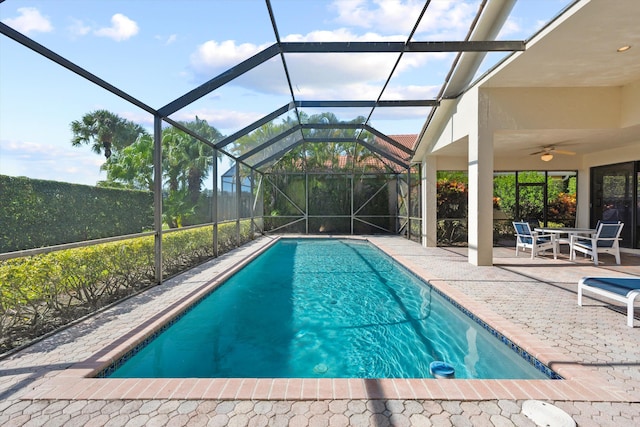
0;0;576;174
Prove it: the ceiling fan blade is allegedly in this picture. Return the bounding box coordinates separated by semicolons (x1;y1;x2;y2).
554;149;576;155
529;150;546;155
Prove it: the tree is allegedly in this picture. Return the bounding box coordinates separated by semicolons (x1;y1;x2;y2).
99;133;154;191
70;110;147;158
72;111;223;228
179;117;222;206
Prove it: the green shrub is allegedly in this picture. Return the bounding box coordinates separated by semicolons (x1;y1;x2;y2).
0;220;254;354
0;175;153;253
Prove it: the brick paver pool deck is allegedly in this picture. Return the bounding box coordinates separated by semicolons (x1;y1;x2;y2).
1;235;639;426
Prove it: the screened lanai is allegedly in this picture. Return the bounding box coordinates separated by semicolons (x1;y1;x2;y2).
1;0;577;286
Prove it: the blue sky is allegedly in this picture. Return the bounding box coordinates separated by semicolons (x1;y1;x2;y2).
0;0;572;186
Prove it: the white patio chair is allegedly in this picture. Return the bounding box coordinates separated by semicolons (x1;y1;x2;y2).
512;221;557;259
570;222;624;266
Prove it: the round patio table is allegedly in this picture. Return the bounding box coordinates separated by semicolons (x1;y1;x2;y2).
534;227;595;246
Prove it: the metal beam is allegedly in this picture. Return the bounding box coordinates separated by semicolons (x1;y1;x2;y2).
303;137;357;143
377;100;439;107
212;150;218;257
407;40;525;52
279;40;524;53
297;100;438;108
158;44;281;117
281;41;405;53
153;116;163;284
301;123;361;130
298;100;375;108
235;163;241;246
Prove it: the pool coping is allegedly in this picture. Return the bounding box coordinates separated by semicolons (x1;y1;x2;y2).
19;235;631;402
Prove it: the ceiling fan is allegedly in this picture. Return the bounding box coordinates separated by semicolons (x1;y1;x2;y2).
530;146;577;161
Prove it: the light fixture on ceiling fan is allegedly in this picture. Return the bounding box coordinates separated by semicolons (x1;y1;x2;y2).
530;146;577;162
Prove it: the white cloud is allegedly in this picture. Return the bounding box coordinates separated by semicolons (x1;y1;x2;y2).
94;13;139;41
283;27;403;43
497;17;522;38
0;139;105;185
414;1;478;39
382;83;441;100
155;34;177;45
2;7;53;35
330;0;476;38
331;0;425;34
165;34;177;45
68;18;91;37
190;40;271;75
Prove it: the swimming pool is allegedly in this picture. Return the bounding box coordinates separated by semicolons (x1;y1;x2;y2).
106;238;553;380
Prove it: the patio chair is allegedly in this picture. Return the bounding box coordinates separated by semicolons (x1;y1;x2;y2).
594;219;621;231
570;222;624;266
512;221;557;259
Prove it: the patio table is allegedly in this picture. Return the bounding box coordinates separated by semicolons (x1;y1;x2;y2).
534;227;595;247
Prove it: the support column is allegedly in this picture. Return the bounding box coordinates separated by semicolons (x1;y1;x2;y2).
153;115;163;283
406;166;411;240
576;168;590;228
212;152;218;257
468;91;494;266
250;169;255;237
422;156;438;247
305;172;309;234
350;173;354;235
235;162;241;246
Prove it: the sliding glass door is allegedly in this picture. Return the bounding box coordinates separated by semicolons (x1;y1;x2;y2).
590;162;638;248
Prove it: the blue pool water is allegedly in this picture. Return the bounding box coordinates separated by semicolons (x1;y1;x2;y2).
108;238;551;379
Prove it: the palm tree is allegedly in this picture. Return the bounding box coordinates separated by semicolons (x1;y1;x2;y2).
180;117;221;205
71;110;147;158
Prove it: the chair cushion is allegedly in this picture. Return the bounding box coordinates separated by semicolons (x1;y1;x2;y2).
581;277;640;295
575;238;592;248
596;240;614;248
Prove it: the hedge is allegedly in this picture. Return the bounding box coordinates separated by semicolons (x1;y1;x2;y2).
0;175;153;253
0;220;254;354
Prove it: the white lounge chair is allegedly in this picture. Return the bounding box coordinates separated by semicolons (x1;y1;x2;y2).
570;222;623;266
512;221;557;259
578;277;640;327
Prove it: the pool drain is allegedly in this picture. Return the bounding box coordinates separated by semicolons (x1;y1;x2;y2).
313;363;328;374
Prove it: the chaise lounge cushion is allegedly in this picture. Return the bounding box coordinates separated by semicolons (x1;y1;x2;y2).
578;277;640;327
